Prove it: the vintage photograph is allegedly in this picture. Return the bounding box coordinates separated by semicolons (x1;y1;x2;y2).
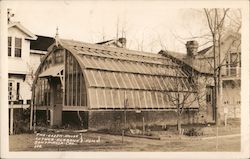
0;0;249;158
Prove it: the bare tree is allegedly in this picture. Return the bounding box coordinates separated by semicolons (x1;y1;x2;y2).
171;9;241;125
164;64;208;135
204;8;241;125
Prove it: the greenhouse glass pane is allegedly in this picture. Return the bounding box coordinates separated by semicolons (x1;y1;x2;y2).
125;61;137;73
123;61;135;72
134;74;146;89
130;62;141;74
84;70;97;87
88;88;98;108
81;56;93;68
87;57;99;69
122;73;133;89
151;91;158;108
159;76;167;91
157;65;164;75
162;93;170;107
111;72;121;88
127;73;136;89
130;74;140;89
141;75;152;90
115;73;127;89
134;62;146;74
103;59;114;71
119;90;126;109
97;89;106;108
94;71;105;87
125;90;134;108
144;91;152;108
105;89;113;108
133;91;140;109
140;63;151;74
80;74;86;106
137;91;144;108
146;64;155;74
166;77;174;91
112;89;120;108
115;59;126;71
150;76;160;90
157;92;164;108
111;60;120;71
101;72;112;88
97;58;108;70
155;76;164;90
180;78;188;91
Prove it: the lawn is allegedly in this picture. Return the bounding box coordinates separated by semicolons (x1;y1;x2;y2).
9;124;240;152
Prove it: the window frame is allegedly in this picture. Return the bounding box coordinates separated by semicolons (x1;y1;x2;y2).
14;37;22;58
8;37;12;56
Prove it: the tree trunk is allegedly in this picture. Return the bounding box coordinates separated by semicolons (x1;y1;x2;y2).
177;114;182;135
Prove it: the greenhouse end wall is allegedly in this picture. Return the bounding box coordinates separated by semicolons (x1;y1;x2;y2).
88;110;207;131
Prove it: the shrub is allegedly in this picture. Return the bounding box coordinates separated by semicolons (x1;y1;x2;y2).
184;128;203;136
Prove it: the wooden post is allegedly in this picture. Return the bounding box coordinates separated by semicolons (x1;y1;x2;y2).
30;99;33;130
10;101;14;135
142;116;145;135
124;91;127;130
216;125;219;150
122;130;124;143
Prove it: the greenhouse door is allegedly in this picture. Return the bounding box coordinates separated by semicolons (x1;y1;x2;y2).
50;78;63;126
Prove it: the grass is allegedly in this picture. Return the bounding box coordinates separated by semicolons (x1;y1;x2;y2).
9;123;240;152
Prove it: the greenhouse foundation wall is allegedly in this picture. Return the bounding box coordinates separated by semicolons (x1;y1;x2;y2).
88;110;208;131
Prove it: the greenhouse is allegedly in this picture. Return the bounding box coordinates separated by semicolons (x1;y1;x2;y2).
31;38;203;130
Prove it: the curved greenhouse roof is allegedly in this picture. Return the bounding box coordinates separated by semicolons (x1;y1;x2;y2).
33;38;198;111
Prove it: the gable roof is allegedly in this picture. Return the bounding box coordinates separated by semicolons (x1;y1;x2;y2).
96;38;126;48
197;32;241;57
159;50;214;74
8;22;37;40
197;46;213;55
30;35;55;51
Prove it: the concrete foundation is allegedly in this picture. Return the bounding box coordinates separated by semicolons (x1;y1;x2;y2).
88;110;204;131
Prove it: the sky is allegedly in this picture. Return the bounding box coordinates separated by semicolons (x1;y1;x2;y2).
5;1;241;53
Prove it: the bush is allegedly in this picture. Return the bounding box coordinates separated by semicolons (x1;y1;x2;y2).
184;128;203;136
12;108;31;134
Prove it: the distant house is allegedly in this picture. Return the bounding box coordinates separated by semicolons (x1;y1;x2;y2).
8;22;37;107
8;22;54;108
30;37;215;130
159;41;216;123
163;32;241;119
198;33;241;119
30;35;55;70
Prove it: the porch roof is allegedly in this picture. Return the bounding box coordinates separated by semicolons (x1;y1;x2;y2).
39;64;64;78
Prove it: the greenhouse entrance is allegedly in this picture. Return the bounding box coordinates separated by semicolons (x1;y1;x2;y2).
51;77;63;126
38;63;64;126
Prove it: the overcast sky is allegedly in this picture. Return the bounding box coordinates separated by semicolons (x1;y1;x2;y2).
5;1;243;53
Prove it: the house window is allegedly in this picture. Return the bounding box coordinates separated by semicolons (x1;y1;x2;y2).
206;86;213;104
8;37;12;56
8;81;14;101
14;38;22;57
230;52;238;76
16;82;20;100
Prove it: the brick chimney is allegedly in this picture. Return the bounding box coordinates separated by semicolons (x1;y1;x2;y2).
118;38;126;48
186;40;198;57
